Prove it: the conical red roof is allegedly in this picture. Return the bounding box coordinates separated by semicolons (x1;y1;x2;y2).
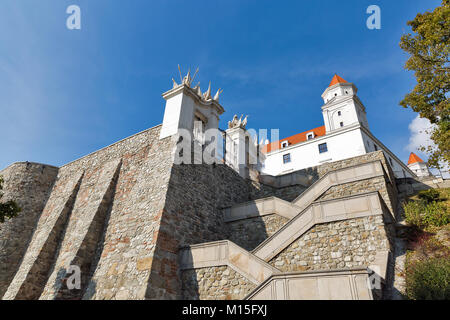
408;152;424;165
329;74;348;87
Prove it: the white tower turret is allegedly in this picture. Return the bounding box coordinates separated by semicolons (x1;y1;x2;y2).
159;68;225;140
321;74;369;133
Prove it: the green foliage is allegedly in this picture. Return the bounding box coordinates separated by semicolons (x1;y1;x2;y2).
0;175;21;223
404;198;449;229
406;257;450;300
399;0;450;168
418;188;442;203
423;201;449;227
404;201;425;227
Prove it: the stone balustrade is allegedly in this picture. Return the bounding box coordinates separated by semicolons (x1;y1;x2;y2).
223;197;300;222
222;161;386;223
252;192;391;262
179;240;279;285
246;268;373;300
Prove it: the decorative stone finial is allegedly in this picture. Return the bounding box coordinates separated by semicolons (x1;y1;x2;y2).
171;66;222;103
214;88;223;102
228;114;248;129
203;82;212;100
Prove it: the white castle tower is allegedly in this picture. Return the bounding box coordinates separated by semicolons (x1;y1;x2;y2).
407;152;431;177
321;74;369;132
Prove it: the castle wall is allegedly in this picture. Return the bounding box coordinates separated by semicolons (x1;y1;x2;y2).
3;125;179;300
147;163;253;299
269;215;392;272
181;266;256;300
0;162;58;298
317;150;398;218
227;214;289;251
319;176;395;217
249;180;309;202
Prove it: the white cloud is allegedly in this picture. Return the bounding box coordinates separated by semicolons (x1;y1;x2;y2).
406;115;436;153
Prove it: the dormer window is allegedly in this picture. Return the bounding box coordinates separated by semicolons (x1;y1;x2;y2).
307;133;314;140
281;141;289;148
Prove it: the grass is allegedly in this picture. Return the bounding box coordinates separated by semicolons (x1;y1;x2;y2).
402;188;450;300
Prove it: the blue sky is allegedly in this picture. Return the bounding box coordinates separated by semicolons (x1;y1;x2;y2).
0;0;442;170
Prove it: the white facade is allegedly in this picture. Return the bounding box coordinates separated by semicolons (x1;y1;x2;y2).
261;75;415;178
262;124;366;176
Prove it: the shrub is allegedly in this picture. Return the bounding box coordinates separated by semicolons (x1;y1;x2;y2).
406;257;450;300
404;201;425;228
404;200;449;229
418;189;441;204
422;202;449;228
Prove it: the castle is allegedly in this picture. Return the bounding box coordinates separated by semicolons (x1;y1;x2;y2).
0;70;441;300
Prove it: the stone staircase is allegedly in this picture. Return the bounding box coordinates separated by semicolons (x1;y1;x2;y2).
251;192;391;262
179;160;396;300
245;268;373;300
223;160;387;224
179;240;279;285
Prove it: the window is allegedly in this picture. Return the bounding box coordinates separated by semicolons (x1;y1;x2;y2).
345;91;348;94
283;153;291;164
334;93;337;96
340;122;344;127
389;158;393;166
281;141;289;148
373;144;378;151
337;111;341;116
318;143;328;154
307;133;314;140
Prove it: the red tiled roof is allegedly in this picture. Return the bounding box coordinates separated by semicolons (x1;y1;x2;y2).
329;74;348;87
261;125;326;154
408;152;424;165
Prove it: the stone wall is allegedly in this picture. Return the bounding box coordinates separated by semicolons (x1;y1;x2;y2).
148;162;255;299
226;214;289;251
181;266;256;300
269;215;392;272
249;180;309;202
318;151;395;183
0;162;58;298
315;151;398;218
2;125;179;300
319;176;395;217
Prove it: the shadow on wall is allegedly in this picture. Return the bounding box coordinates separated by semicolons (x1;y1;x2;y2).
227;217;270;252
144;161;255;300
180;249;200;300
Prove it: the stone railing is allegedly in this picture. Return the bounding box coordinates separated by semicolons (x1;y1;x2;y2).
252;192;391;262
245;268;373;300
258;169;317;188
222;161;385;223
179;240;279;285
292;160;384;209
223;197;300;222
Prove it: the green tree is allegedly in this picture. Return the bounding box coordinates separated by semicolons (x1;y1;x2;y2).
399;0;450;168
0;175;21;223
